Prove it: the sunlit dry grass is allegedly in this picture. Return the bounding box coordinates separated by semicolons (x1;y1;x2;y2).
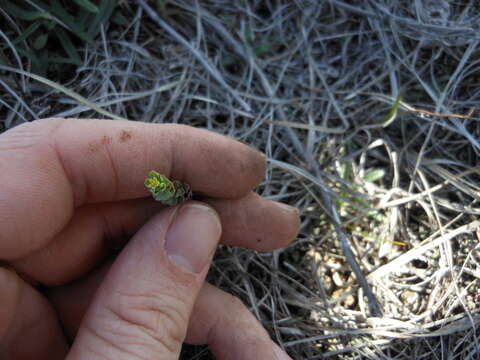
2;1;480;359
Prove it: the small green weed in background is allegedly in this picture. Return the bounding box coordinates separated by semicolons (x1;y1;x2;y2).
0;0;126;74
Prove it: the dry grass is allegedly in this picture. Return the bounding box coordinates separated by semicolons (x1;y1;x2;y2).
2;1;480;359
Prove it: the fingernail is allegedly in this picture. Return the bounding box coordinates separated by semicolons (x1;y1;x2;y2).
274;202;299;215
273;343;293;360
165;203;221;273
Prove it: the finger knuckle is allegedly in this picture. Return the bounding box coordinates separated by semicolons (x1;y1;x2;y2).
0;118;64;151
104;290;188;355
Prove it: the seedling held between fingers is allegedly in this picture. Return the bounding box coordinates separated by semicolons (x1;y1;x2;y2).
144;170;192;206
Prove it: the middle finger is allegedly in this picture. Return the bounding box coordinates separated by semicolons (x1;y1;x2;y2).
13;193;299;286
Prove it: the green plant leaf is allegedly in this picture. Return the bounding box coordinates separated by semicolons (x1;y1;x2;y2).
222;55;238;67
145;171;192;206
341;161;353;182
0;0;118;73
55;27;81;65
74;0;100;13
45;20;57;31
48;56;85;65
33;33;48;50
253;42;271;58
21;48;48;75
0;50;8;66
363;169;386;183
48;0;91;42
3;21;42;49
0;1;52;21
381;94;402;127
244;25;254;46
87;0;116;39
111;9;128;26
9;46;43;73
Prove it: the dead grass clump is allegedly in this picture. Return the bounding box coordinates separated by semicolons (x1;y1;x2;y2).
2;1;480;358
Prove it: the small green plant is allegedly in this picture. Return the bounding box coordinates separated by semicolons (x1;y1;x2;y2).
144;171;192;206
0;0;126;74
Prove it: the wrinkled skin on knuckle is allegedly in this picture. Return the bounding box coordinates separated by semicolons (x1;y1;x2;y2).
101;290;189;356
0;118;63;150
81;322;139;360
0;118;74;260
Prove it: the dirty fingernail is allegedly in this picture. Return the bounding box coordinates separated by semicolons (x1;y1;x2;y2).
165;203;222;273
274;202;299;215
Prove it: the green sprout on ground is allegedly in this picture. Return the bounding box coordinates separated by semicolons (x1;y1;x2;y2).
0;0;126;74
144;171;192;206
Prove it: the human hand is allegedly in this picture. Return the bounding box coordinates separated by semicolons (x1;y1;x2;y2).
0;118;300;359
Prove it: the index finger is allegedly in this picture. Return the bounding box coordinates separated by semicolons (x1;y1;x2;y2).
10;118;266;203
0;118;265;259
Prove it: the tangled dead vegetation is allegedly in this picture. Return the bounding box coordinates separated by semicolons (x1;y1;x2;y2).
2;1;480;359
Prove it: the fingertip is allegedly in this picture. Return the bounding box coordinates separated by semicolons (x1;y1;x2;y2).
267;200;301;248
207;193;301;251
243;148;267;192
186;284;288;360
169;127;267;199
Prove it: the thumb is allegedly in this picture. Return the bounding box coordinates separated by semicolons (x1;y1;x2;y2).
67;202;221;360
